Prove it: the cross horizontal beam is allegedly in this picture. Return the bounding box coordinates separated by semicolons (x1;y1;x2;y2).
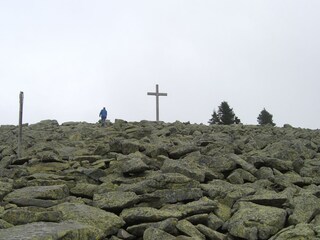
147;84;167;121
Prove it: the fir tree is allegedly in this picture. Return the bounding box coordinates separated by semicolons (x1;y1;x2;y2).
257;108;275;126
209;101;240;125
208;110;220;125
218;101;235;125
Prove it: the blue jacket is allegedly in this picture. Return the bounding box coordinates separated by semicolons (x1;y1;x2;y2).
99;108;107;118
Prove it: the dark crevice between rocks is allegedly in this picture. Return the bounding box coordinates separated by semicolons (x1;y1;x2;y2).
69;193;93;201
270;183;287;193
222;170;234;179
233;148;243;155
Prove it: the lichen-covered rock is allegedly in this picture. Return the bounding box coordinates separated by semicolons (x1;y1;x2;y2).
2;208;62;225
162;197;217;218
269;223;318;240
176;219;205;240
120;207;182;225
144;187;203;204
93;191;141;211
118;172;200;194
126;218;179;237
161;159;205;182
226;202;287;240
143;227;176;240
70;182;98;198
0;180;12;200
288;193;320;224
196;224;227;240
1;120;320;239
50;202;125;236
121;157;150;174
201;180;256;206
0;221;104;240
4;184;69;201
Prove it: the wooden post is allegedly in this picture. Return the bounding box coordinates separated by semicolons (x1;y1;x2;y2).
147;84;168;122
18;91;24;158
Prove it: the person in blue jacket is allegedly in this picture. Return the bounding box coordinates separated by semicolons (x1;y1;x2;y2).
99;107;108;126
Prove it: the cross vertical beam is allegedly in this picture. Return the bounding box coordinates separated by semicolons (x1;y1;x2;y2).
147;84;167;122
18;91;24;158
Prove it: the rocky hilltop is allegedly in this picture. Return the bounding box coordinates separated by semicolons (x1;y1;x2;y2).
1;119;320;240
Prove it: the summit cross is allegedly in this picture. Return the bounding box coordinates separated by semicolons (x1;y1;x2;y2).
147;84;168;122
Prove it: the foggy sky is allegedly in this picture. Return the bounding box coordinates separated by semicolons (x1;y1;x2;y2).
1;1;320;129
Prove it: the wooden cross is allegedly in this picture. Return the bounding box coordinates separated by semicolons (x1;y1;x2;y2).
147;84;167;122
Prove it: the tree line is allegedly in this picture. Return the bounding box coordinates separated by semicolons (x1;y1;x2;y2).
209;101;275;126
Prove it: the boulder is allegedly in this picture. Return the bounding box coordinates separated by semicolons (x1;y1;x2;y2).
93;191;141;211
269;223;318;240
50;202;125;236
176;219;205;240
118;172;200;194
0;221;104;240
143;227;176;240
120;207;182;225
4;184;69;202
288;193;320;224
2;208;62;225
162;197;217;218
0;180;12;200
126;218;179;237
144;187;203;204
121;157;150;175
161;159;205;182
226;202;287;240
70;183;98;198
196;224;227;240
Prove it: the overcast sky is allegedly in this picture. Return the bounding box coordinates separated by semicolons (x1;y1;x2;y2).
1;1;320;129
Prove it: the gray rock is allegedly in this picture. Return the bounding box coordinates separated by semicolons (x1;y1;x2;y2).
121;157;149;175
70;182;98;198
50;202;125;236
184;214;208;225
176;219;205;240
288;193;320;224
0;221;104;240
93;191;141;211
118;172;200;194
0;180;12;200
226;202;287;240
239;189;291;208
4;184;69;201
269;223;318;240
196;224;227;240
143;227;176;240
120;207;182;225
207;213;224;230
126;218;179;236
2;208;62;225
201;180;256;206
121;139;142;155
5;198;61;208
144;187;203;204
161;159;205;182
117;229;135;240
162;197;217;218
169;144;199;159
0;219;13;229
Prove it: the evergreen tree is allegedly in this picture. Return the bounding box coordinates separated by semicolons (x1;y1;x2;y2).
257;108;275;126
209;101;240;125
208;110;220;125
218;101;236;125
234;116;241;124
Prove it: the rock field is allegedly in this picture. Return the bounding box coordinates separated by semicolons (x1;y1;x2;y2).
1;119;320;239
